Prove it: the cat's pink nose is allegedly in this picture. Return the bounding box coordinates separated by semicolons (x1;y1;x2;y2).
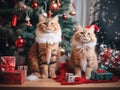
46;23;49;26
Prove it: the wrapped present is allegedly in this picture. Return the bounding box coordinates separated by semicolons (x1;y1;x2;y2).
91;69;113;80
65;73;75;82
65;73;79;83
0;56;16;72
17;65;28;77
100;64;108;70
65;73;74;80
2;70;25;84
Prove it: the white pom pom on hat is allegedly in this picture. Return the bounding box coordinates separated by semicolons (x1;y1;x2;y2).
85;24;100;32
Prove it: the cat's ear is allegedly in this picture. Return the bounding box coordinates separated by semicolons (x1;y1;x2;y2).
88;24;99;32
53;15;59;22
89;25;94;32
39;14;45;22
75;24;82;32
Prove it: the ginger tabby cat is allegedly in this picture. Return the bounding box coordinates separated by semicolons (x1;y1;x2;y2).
28;14;61;79
69;25;98;79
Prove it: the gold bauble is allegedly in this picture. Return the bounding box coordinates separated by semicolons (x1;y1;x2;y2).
69;11;76;16
60;47;65;56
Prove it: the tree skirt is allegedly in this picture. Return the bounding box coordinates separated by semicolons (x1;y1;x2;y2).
54;63;119;85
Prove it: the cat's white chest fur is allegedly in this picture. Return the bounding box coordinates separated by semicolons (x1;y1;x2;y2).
74;42;96;71
35;30;62;44
76;42;96;49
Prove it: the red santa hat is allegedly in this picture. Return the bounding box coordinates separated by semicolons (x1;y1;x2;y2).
85;24;100;32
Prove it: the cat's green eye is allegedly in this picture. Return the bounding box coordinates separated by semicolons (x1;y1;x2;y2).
51;22;54;24
43;22;49;26
80;32;84;34
88;33;90;35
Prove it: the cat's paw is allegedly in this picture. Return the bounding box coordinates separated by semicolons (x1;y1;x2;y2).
75;72;81;78
85;75;91;80
85;67;92;80
50;74;56;79
85;71;91;79
49;70;56;78
33;72;41;78
41;74;48;79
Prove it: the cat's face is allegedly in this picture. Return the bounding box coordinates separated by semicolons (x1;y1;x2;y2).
73;26;97;43
37;15;61;33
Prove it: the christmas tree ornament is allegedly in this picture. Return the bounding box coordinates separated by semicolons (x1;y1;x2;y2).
69;11;76;16
60;47;68;63
25;16;32;26
60;47;65;56
11;14;18;27
50;1;59;11
62;13;67;20
69;0;76;16
19;0;27;10
15;36;25;48
56;0;60;8
31;0;39;8
41;9;47;17
25;10;32;26
41;1;47;17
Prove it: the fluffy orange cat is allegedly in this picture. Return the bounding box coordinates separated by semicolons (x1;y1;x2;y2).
28;14;61;79
69;25;98;79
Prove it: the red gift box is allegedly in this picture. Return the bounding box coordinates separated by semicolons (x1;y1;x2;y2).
2;70;25;84
0;56;16;72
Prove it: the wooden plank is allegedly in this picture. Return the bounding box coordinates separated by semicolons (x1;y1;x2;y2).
0;79;120;90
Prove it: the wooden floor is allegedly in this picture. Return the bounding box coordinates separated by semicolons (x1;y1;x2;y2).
0;79;120;90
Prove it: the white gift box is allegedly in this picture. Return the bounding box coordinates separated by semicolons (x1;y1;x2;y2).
65;73;76;83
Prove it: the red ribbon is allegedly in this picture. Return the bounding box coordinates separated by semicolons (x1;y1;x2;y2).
1;56;15;72
104;50;111;57
92;69;106;80
96;69;106;73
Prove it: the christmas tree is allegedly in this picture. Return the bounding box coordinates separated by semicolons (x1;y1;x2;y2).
0;0;76;64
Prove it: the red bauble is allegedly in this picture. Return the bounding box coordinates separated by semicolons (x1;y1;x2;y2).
50;1;58;11
31;2;38;8
62;13;67;20
15;36;25;48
